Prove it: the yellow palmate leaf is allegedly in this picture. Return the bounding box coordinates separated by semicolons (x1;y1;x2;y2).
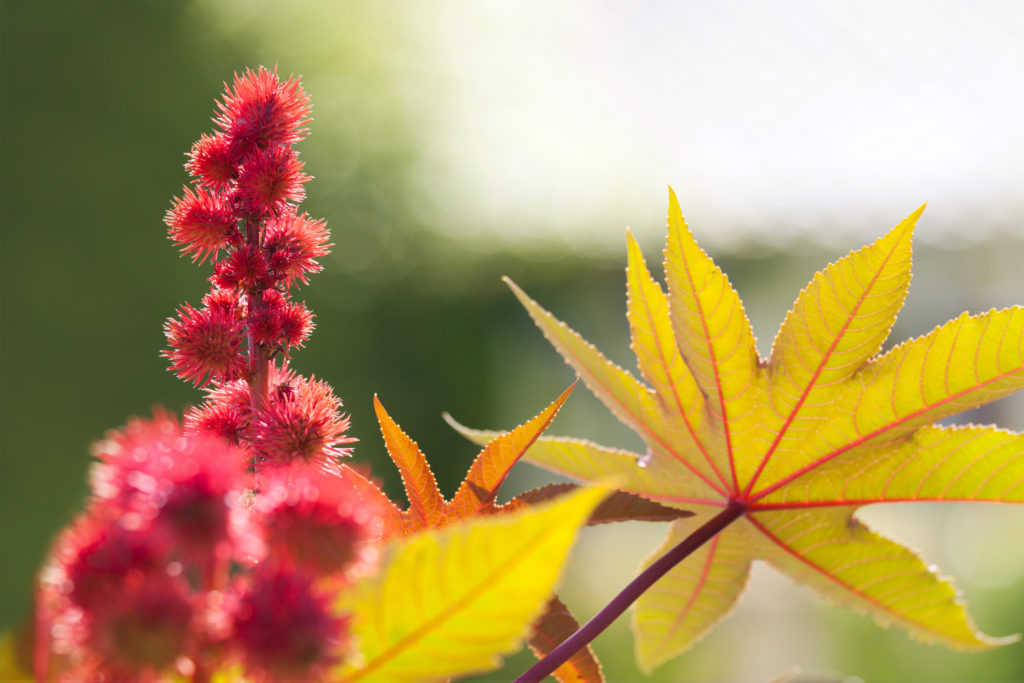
466;189;1024;670
338;485;608;682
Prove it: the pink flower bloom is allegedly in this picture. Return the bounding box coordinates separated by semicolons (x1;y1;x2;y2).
234;145;310;217
256;464;375;575
230;564;349;682
215;66;312;154
163;302;248;387
264;211;331;288
165;186;240;264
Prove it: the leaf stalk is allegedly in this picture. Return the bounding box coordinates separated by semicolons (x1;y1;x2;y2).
515;500;747;682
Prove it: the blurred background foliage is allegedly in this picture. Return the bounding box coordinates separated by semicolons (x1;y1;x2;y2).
2;1;1023;680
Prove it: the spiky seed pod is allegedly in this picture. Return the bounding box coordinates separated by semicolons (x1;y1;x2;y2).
264;212;331;288
211;245;273;291
234;145;309;217
186;132;238;191
163;302;248;387
89;414;259;566
79;572;195;680
230;564;349;682
256;373;355;466
165;186;241;264
256;464;375;576
47;516;164;614
215;66;312;154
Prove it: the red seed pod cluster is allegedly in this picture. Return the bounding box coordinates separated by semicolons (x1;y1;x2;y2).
162;66;344;469
40;414;376;680
36;68;383;681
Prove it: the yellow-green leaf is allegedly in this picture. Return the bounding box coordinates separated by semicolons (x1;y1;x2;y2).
380;388;614;678
338;485;608;682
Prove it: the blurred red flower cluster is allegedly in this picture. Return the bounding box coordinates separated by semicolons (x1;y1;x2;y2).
40;413;378;681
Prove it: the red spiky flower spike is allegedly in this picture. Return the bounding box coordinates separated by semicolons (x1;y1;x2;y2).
36;67;376;681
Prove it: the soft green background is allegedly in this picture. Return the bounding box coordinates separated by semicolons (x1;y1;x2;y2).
3;2;1023;680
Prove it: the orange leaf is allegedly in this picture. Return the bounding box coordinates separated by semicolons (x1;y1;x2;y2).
527;596;603;683
373;395;446;529
449;383;576;519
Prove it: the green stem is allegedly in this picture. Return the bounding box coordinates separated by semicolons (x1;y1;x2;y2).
515;501;746;682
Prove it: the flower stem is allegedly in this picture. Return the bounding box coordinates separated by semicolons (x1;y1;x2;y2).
514;500;747;683
244;218;270;478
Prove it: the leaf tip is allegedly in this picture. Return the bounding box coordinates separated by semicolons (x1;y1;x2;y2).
904;202;927;226
973;631;1021;650
502;275;529;301
625;228;641;254
371;393;389;421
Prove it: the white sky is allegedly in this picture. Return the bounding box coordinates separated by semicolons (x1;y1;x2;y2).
414;0;1024;251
